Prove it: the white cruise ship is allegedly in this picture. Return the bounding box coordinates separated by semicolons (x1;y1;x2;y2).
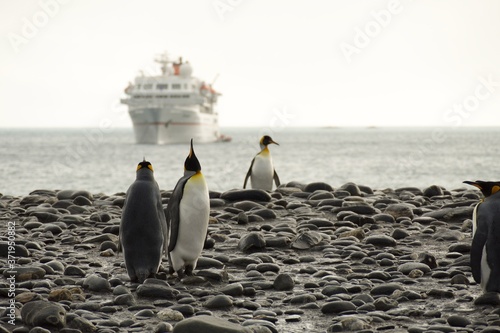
121;52;223;144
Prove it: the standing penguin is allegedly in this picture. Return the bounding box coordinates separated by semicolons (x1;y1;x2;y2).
464;180;500;292
166;139;209;278
120;160;168;283
243;135;280;191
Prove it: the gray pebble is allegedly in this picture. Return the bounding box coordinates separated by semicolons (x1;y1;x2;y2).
273;273;294;291
398;262;431;275
136;284;179;299
204;295;233;309
370;283;404;295
238;232;266;252
365;235;397;247
83;274;111;292
21;300;66;328
446;315;471;327
321;301;356;314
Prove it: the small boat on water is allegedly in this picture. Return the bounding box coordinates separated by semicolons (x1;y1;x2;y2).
121;52;228;144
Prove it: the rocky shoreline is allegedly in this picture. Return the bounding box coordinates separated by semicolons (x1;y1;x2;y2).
0;182;498;333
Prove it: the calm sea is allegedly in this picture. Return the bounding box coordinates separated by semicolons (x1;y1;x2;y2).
0;127;499;196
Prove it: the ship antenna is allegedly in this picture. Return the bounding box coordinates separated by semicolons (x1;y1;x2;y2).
211;73;220;86
155;51;171;75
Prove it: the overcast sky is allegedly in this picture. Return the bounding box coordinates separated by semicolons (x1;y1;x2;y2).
1;0;499;128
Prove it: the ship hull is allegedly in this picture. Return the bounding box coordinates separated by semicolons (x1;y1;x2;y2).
129;107;219;144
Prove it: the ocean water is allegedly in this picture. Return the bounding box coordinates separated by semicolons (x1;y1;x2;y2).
0;127;499;196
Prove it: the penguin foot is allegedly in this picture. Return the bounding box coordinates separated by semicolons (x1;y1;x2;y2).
185;266;194;276
176;269;185;280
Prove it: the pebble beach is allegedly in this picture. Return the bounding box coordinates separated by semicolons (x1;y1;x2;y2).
1;182;499;333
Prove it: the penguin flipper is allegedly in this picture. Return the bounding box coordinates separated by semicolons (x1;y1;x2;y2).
167;175;191;252
273;170;280;188
156;186;168;257
243;157;255;189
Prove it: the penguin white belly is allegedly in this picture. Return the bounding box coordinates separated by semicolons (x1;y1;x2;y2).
251;154;274;191
481;245;491;292
171;173;209;272
472;204;479;237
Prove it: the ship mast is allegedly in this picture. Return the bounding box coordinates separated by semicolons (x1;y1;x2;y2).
155;52;171;75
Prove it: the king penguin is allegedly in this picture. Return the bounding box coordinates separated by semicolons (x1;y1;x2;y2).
120;160;168;283
243;135;280;191
464;180;500;292
166;139;209;278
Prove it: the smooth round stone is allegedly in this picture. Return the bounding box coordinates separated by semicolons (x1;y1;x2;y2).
204;295;233;309
114;294;136;306
273;273;294;291
135;309;155;318
384;204;415;220
398;262;431;275
229;257;262;266
370;283;405;296
448;242;471;253
172;315;244;333
155;322;174;333
289;294;316;304
64;265;86;277
423;185;444;198
450;274;469;285
73;196;92;206
238;232;266;252
170;305;195;317
136;284;179;299
391;228;409;240
220;189;272;202
233;201;266;211
220;283;244;296
373;214;396;223
196;257;224;269
255;263;280;273
320;301;356;314
365;235;397;247
47;289;73;302
304;182;333;192
291;231;323;249
285;315;301;323
447;315;471;327
322;286;348;296
56;190;93;200
251;208;277;219
99;241;118;252
44;260;65;273
21;300;66;328
374;297;398;311
83;274;111;292
5;266;46;282
66;316;98;332
156;309;184;321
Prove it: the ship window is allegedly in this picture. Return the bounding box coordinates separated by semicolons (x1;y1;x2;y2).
157;84;168;90
182;95;189;98
172;84;181;90
183;84;188;89
143;84;153;89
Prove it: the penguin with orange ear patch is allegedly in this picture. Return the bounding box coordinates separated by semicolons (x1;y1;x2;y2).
464;180;500;292
166;139;209;278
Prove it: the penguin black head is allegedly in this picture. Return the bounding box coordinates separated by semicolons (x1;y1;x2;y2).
184;139;201;173
463;180;500;198
260;135;279;150
137;159;154;172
